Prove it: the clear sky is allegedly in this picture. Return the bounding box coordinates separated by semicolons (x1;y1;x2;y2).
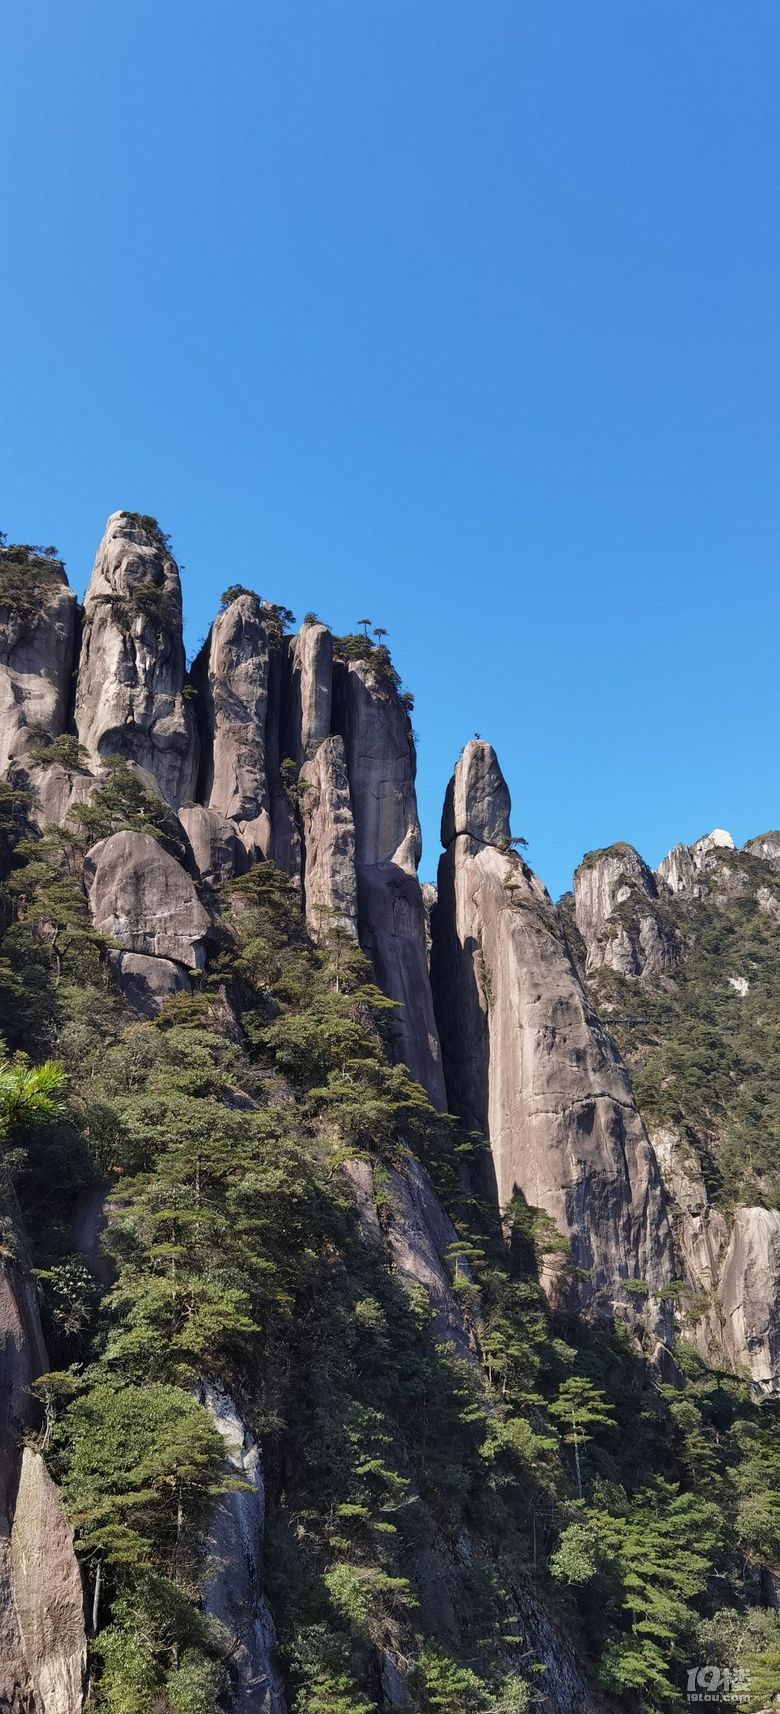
2;3;779;899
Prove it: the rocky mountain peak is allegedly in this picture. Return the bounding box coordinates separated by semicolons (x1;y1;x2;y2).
440;737;511;848
574;842;677;981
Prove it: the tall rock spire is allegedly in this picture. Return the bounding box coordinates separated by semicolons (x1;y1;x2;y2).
344;660;446;1108
191;592;273;859
0;550;76;776
431;740;674;1313
75;513;197;807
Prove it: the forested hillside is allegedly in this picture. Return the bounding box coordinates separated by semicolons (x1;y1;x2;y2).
2;516;780;1714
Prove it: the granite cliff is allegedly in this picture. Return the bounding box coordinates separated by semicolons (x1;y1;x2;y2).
2;513;780;1713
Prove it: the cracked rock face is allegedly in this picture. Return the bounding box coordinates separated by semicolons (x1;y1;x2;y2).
84;830;210;969
657;829;737;901
343;1154;476;1366
299;735;358;942
179;803;243;892
9;1450;87;1714
744;831;780;869
719;1208;780;1395
287;621;332;766
75;513;198;807
345;662;446;1106
431;740;674;1313
192;594;273;859
574;843;678;981
196;1382;286;1714
0;1176;86;1713
0;560;76;777
108;949;192;1015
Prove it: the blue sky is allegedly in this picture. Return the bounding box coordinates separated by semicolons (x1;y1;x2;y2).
2;3;779;899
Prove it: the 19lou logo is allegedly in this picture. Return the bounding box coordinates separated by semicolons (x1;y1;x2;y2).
686;1665;750;1704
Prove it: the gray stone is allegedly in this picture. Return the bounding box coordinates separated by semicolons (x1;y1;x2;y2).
192;594;272;858
342;1155;475;1365
657;841;698;898
196;1382;286;1713
345;661;445;1106
9;1449;87;1714
342;1159;383;1245
84;830;209;968
0;1174;86;1713
0;561;76;778
288;621;332;765
20;760;99;833
432;741;675;1318
744;831;780;869
75;512;197;807
719;1208;780;1395
179;803;242;891
109;949;192;1015
574;843;677;981
299;736;358;942
385;1153;476;1365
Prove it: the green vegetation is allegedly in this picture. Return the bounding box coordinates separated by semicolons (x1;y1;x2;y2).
570;846;780;1206
1;806;780;1711
0;539;65;626
26;728;92;771
120;513;173;552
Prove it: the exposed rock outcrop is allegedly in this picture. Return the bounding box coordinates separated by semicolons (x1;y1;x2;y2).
343;1153;476;1365
20;760;98;834
719;1208;780;1395
287;621;332;766
651;1128;729;1300
656;841;697;898
299;736;358;942
0;559;76;777
192;595;272;860
0;1173;86;1712
196;1382;286;1714
743;831;780;869
108;949;192;1015
574;843;677;982
179;803;242;892
84;830;209;969
657;829;736;900
9;1449;87;1714
344;662;445;1106
432;741;674;1315
75;513;197;807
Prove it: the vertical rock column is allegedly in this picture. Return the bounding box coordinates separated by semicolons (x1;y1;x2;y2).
431;740;674;1313
0;1175;86;1711
191;593;273;861
0;554;76;776
287;620;333;765
75;512;198;807
299;736;359;943
344;661;446;1107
